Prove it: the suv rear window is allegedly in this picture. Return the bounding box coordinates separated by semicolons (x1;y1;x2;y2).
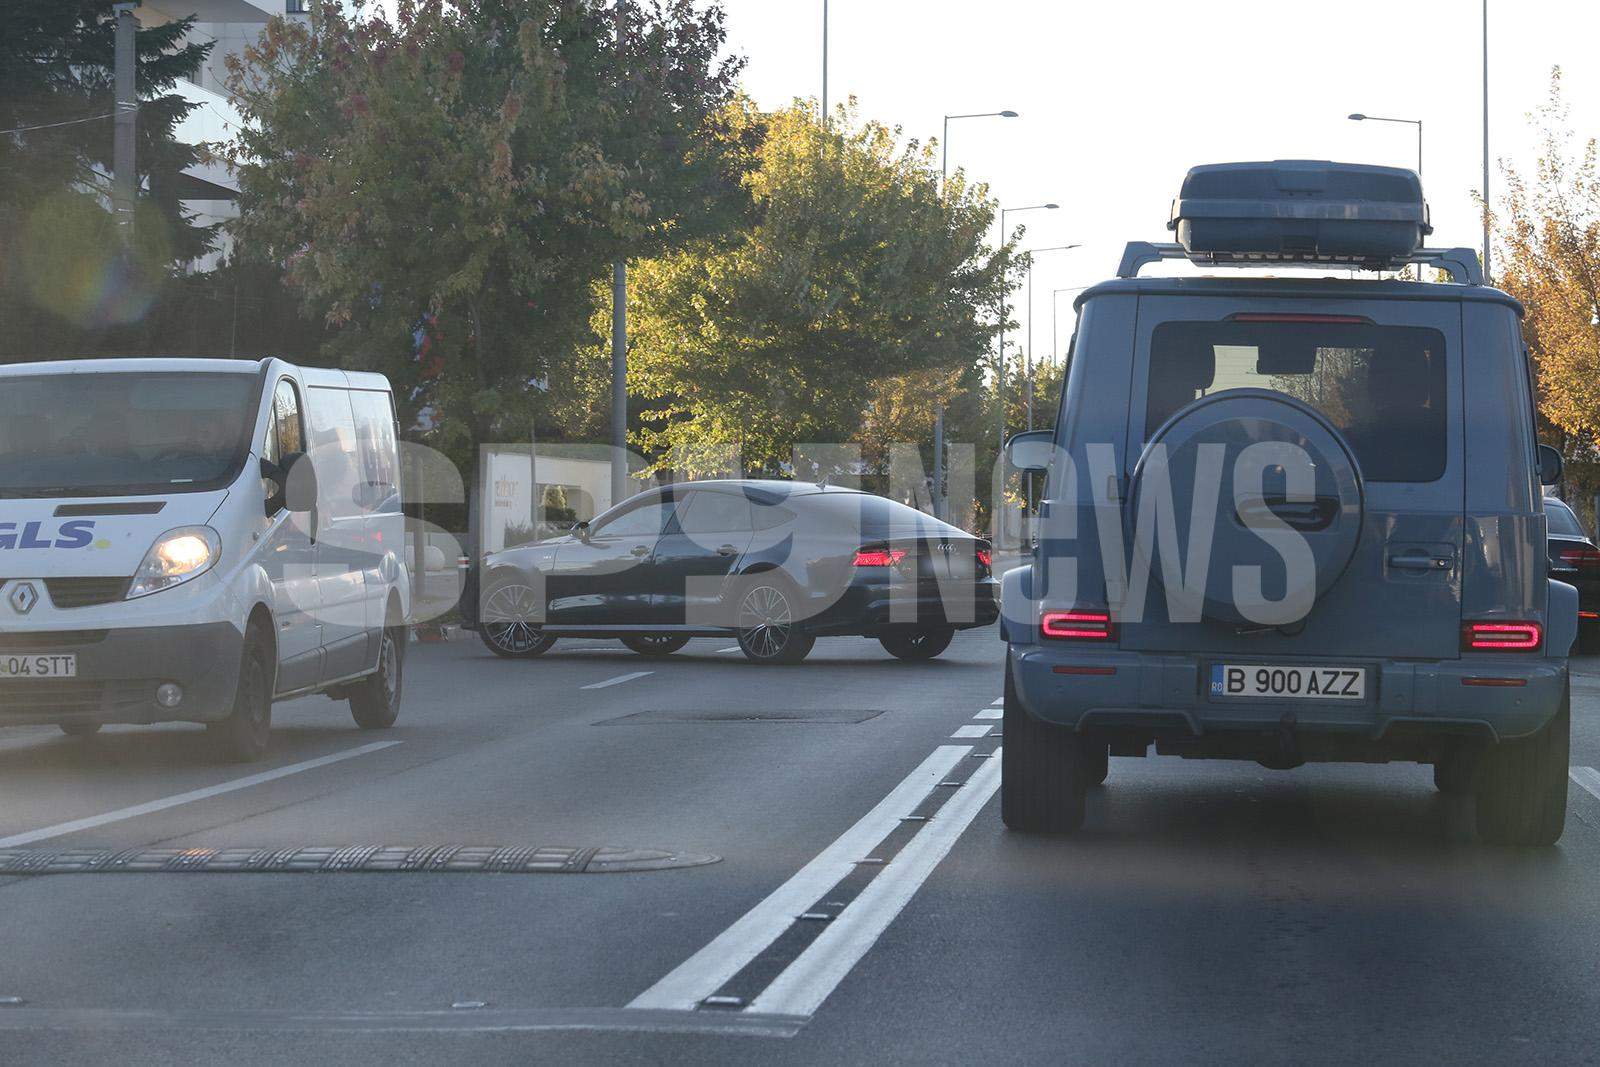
1146;321;1449;482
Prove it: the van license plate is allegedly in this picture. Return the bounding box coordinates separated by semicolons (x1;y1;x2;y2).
0;654;77;679
1210;664;1365;700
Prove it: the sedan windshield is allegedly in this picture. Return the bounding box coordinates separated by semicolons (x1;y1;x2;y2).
0;372;258;496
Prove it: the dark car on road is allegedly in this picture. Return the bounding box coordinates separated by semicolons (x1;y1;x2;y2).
1546;495;1599;652
469;480;998;664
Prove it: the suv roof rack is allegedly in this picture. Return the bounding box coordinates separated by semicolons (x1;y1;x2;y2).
1115;241;1484;286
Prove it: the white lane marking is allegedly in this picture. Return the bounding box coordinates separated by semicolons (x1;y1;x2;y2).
1570;766;1600;803
628;745;969;1011
749;750;1003;1017
973;708;1001;720
989;697;1003;706
0;741;401;849
582;671;654;690
950;724;992;738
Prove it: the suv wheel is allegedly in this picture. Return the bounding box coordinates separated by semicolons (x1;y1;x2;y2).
1476;682;1569;846
479;579;556;658
209;627;273;763
350;624;404;729
1000;662;1088;833
621;634;691;657
735;578;814;665
879;627;955;661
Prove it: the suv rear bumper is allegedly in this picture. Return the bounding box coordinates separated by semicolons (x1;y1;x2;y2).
0;623;243;728
1010;645;1567;744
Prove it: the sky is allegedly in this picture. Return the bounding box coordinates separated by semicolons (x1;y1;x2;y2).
714;0;1600;365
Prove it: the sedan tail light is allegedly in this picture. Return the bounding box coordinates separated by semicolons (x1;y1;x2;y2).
1042;609;1114;641
1558;546;1600;572
976;547;993;569
1461;620;1543;652
853;546;907;567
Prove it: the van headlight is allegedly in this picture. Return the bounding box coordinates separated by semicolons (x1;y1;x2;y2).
126;526;221;599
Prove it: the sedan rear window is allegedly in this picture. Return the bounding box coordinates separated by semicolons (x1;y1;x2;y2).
1546;500;1587;538
1146;321;1449;483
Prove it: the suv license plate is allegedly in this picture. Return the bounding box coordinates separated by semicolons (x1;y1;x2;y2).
1210;664;1365;700
0;654;77;679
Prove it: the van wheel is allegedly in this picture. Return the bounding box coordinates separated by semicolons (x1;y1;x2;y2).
735;578;814;664
209;628;273;763
58;721;102;737
350;625;404;729
1476;683;1569;846
621;634;691;657
880;627;955;661
1000;662;1088;833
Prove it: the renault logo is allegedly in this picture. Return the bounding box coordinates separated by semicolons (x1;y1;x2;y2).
8;582;38;615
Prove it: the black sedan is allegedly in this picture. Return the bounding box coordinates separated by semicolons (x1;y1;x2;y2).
468;479;999;664
1547;495;1600;653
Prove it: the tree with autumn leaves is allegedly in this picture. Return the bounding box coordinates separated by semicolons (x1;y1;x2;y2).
1495;69;1600;513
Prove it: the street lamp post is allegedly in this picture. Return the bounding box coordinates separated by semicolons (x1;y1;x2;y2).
997;203;1058;454
933;109;1017;522
1348;112;1422;278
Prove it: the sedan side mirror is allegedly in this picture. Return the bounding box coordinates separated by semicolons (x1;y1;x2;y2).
1537;444;1564;486
571;520;591;541
1005;429;1056;473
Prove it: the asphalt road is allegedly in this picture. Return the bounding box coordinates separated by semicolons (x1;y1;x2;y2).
3;630;1600;1063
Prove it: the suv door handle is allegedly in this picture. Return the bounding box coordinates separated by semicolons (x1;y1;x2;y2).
1388;552;1452;571
717;544;738;557
630;545;651;558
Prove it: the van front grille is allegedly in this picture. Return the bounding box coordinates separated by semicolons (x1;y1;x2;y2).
45;578;131;609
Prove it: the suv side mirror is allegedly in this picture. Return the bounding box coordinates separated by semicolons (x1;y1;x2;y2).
1537;444;1564;486
281;451;320;513
1005;430;1055;473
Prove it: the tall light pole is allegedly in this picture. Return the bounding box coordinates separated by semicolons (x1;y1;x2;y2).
997;203;1057;452
1482;0;1491;279
611;259;628;506
933;108;1017;521
821;0;828;125
112;2;138;239
1348;113;1422;277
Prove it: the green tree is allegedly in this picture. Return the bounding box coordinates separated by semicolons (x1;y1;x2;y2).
224;0;753;524
1;0;215;342
621;100;1008;477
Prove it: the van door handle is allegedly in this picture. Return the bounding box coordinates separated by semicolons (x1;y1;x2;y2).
717;544;738;557
630;545;650;557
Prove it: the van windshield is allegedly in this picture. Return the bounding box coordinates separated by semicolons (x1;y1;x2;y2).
1146;321;1449;483
0;372;259;497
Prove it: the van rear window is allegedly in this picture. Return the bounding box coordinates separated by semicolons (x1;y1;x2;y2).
1146;321;1449;483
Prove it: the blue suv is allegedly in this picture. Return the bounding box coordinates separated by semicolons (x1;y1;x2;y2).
1000;161;1576;846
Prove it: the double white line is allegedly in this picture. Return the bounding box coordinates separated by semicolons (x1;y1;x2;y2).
631;701;1003;1018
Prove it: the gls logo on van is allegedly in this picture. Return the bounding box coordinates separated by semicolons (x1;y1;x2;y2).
0;521;97;550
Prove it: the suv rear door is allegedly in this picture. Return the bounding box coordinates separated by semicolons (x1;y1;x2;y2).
1117;292;1465;661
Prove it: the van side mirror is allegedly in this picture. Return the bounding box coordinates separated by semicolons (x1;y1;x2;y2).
1537;444;1564;486
1005;430;1055;473
281;452;320;513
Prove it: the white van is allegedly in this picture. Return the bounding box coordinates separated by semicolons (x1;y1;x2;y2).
0;358;410;761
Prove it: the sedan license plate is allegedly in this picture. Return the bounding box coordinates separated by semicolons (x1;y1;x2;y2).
0;653;77;679
1210;664;1365;701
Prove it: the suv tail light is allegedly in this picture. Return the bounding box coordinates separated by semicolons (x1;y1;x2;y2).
1042;609;1114;641
853;546;907;567
1558;546;1600;573
1461;620;1543;652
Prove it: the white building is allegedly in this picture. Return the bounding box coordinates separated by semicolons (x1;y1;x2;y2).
134;0;309;270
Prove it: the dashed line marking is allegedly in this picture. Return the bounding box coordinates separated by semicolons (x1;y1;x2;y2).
1570;766;1600;803
950;724;992;739
973;708;1001;720
582;671;654;691
989;697;1003;706
0;742;402;849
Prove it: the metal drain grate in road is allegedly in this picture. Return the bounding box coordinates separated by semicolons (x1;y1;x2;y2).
0;845;719;875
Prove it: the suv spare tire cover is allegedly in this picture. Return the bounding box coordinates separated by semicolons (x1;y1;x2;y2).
1127;388;1364;626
